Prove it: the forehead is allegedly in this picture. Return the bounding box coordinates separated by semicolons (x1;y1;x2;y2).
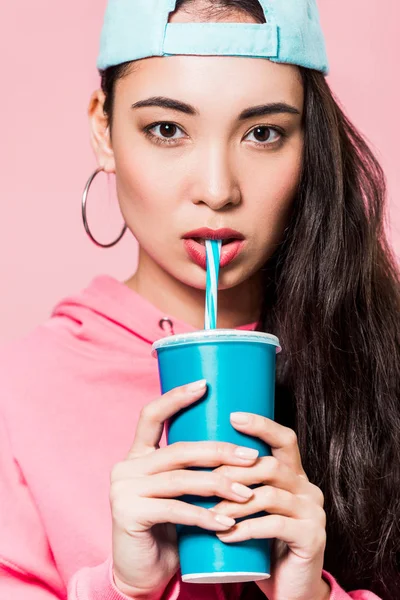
117;55;304;112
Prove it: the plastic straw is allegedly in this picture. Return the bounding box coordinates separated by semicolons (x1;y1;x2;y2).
205;239;222;330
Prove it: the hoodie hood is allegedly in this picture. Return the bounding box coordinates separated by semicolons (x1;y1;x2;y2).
49;275;257;355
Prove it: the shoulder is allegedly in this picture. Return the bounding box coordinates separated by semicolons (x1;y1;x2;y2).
0;275;108;406
0;320;82;418
0;324;54;379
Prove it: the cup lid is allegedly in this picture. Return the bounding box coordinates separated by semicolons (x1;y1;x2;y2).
151;328;281;356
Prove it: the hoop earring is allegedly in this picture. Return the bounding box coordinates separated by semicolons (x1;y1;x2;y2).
82;167;127;248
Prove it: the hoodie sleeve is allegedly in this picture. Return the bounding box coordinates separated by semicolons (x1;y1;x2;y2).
67;557;181;600
0;409;181;600
322;569;382;599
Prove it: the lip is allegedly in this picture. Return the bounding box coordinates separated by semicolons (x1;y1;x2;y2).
182;228;246;270
183;227;245;241
183;238;246;269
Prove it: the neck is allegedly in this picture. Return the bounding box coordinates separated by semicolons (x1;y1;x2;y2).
125;247;264;330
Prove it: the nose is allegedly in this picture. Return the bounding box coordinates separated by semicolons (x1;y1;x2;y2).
191;146;241;211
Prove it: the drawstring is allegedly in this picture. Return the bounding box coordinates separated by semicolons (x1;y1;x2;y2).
158;317;175;336
158;317;258;336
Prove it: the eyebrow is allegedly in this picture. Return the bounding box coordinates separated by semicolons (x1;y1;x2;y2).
131;96;300;119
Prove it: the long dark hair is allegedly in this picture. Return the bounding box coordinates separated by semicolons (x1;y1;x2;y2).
99;1;400;598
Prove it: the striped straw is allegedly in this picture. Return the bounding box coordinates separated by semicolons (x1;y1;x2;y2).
205;239;222;330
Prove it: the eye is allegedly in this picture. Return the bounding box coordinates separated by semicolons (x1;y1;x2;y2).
143;122;186;145
143;122;285;147
244;125;283;146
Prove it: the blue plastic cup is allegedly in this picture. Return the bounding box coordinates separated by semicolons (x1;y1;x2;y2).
151;329;281;584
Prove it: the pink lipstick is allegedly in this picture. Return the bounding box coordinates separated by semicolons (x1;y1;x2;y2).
182;227;246;269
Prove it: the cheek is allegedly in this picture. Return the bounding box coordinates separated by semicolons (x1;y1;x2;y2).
249;146;302;241
269;159;300;215
113;144;177;222
269;136;303;198
256;151;301;209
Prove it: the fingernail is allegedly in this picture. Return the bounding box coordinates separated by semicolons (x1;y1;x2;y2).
234;446;259;459
187;379;207;393
213;514;236;527
230;412;249;424
232;482;254;499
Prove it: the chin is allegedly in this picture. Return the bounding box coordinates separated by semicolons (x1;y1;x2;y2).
172;262;253;291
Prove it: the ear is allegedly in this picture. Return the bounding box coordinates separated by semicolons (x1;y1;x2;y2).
87;89;116;173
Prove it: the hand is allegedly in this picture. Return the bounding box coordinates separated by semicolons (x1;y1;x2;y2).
209;412;330;600
110;381;261;599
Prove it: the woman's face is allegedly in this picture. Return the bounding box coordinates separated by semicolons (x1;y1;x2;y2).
90;30;304;292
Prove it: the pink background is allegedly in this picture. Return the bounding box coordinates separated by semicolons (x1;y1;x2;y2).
0;1;399;342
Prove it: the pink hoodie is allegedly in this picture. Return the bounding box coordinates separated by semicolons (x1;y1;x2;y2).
0;275;381;600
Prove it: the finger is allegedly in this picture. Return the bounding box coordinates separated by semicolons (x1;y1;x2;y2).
113;496;238;534
113;440;259;478
213;456;309;496
209;485;326;524
215;514;327;554
127;380;208;458
230;413;307;478
128;470;255;504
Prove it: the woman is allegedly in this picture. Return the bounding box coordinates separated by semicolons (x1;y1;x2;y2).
0;0;398;599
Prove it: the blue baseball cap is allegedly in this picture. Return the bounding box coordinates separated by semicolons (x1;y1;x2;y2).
97;0;329;76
